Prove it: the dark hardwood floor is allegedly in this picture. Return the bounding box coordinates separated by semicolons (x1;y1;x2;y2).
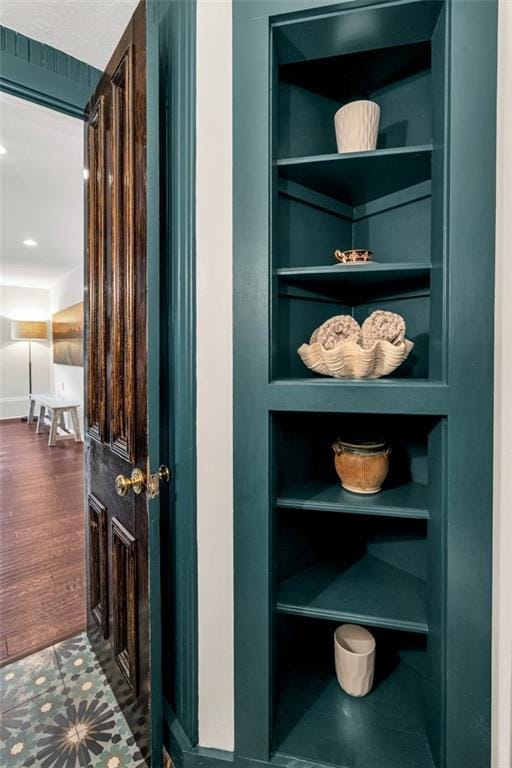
0;417;85;665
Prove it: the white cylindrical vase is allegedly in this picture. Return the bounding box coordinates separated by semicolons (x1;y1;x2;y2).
334;100;381;154
334;624;376;697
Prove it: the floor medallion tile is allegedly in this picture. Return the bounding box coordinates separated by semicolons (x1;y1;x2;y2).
0;691;73;768
0;648;63;712
28;700;95;768
1;635;145;768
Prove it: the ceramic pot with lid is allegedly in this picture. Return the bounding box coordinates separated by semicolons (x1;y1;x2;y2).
332;438;391;494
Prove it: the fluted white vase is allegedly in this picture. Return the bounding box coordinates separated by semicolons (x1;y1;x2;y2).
334;100;380;153
334;624;376;697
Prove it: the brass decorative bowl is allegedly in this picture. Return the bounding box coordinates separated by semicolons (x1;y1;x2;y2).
334;249;373;264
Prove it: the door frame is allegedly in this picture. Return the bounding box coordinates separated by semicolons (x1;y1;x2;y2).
0;0;199;751
0;24;101;117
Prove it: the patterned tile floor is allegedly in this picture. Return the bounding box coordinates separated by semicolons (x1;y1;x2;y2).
0;633;146;767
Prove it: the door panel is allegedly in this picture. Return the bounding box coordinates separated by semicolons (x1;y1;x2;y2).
111;517;138;690
111;45;136;463
88;493;108;638
84;3;159;765
85;97;107;443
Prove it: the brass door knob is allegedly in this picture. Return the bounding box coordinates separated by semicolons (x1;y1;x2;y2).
115;467;145;497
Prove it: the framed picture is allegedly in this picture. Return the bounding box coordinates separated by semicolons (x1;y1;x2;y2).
52;301;84;366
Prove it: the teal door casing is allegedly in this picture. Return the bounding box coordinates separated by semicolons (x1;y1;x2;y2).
0;24;101;117
233;2;497;768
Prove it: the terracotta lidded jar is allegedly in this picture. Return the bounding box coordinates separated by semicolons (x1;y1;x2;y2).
332;438;390;494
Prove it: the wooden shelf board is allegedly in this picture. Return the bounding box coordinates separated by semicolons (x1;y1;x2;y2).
277;556;428;634
268;380;449;415
276;146;432;206
272;659;434;768
277;481;429;520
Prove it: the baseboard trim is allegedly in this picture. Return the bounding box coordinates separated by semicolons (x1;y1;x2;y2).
163;707;334;768
164;700;233;768
0;396;28;420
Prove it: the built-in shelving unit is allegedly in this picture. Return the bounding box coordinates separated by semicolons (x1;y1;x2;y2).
234;1;496;768
268;5;443;757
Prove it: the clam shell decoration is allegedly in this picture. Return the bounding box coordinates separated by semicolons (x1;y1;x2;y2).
298;311;414;379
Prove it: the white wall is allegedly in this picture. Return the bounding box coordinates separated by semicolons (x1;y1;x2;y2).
492;2;512;767
195;0;512;760
49;265;84;431
196;0;234;751
0;285;51;418
0;269;84;423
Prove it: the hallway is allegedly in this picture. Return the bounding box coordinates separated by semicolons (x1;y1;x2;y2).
0;418;85;665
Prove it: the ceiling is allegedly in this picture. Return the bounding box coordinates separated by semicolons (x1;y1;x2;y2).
0;0;139;70
0;0;139;289
0;91;84;289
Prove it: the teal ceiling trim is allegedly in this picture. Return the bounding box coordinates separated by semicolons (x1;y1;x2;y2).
0;24;101;118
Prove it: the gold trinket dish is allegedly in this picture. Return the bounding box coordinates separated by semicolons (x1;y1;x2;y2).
334;249;374;264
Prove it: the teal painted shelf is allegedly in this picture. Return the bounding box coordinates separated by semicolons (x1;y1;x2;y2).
274;1;442;67
277;262;431;285
277;556;428;634
268;380;450;415
273;657;434;768
278;41;431;103
277;262;432;302
276;146;432;206
277;481;429;520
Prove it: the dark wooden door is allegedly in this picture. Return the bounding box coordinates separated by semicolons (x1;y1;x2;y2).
84;3;163;765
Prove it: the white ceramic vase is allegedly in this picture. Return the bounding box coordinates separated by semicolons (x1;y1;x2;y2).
334;100;381;154
334;624;376;697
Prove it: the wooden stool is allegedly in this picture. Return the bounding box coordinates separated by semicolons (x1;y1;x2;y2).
28;394;83;447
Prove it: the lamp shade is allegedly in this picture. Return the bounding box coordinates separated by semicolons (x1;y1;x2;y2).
11;320;48;341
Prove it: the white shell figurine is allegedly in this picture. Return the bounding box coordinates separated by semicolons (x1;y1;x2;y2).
334;100;380;153
297;310;414;379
